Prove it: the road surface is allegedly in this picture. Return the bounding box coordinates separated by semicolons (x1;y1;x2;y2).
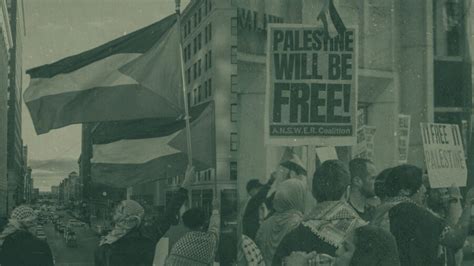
44;211;98;266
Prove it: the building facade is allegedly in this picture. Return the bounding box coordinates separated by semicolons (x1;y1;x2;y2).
0;0;12;217
178;0;240;218
5;0;24;213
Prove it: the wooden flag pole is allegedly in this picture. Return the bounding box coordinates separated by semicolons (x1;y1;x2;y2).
175;0;193;168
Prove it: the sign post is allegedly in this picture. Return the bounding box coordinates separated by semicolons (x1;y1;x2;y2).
421;123;467;188
264;24;358;147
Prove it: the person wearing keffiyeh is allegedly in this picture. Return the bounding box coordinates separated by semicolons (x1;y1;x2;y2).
371;164;474;266
273;160;367;266
94;166;195;266
0;205;54;266
165;196;220;266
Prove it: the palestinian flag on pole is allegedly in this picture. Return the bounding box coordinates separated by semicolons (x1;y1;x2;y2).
317;0;346;37
24;14;182;135
91;103;215;188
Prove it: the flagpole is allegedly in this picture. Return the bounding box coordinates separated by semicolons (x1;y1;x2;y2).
175;0;193;168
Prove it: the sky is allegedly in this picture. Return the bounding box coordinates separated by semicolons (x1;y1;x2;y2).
22;0;189;191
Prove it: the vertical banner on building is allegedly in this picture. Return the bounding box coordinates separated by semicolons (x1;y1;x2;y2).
397;114;411;164
264;24;358;146
420;123;467;188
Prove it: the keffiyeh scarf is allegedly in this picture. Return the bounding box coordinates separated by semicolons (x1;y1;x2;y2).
302;201;367;248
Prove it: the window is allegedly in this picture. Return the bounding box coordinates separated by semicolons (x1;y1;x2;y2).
187;92;191;108
198;33;202;51
208;0;212;12
204;80;208;97
184;23;188;38
205;53;208;70
208;50;212;68
231;104;239;122
230;133;238;151
205;25;208;44
231;75;238;92
208;78;212;96
194;13;197;27
230;162;237;180
198;59;202;76
231;17;238;36
198;7;202;24
198;85;202;102
187;44;191;60
187;68;191;84
193;38;197;54
231;46;237;64
193;63;197;80
204;0;208;16
208;23;212;41
187;20;191;35
193;88;198;105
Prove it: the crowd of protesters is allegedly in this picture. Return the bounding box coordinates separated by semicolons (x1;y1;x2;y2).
240;155;474;266
1;155;473;266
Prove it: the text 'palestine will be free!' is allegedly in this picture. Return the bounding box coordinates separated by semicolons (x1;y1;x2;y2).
267;25;357;145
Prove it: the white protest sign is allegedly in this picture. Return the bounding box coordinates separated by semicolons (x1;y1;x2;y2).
315;146;338;162
421;123;467;188
398;114;411;164
352;126;376;161
264;24;358;146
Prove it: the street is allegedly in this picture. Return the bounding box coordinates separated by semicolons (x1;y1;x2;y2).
44;211;98;266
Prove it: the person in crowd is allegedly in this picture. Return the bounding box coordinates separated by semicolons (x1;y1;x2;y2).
0;205;54;266
373;167;393;203
273;160;367;265
283;225;400;266
347;158;378;221
165;196;220;265
426;184;465;266
242;175;276;240
372;164;474;266
94;166;194;266
239;234;266;266
256;178;307;265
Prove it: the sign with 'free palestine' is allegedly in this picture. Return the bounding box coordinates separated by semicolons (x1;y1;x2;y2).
421;123;467;188
264;24;358;146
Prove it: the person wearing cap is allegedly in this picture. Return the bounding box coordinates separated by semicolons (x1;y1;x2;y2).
0;205;54;266
94;166;195;266
347;158;379;221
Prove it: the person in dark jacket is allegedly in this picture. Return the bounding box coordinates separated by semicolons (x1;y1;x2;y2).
0;205;54;266
94;166;194;266
242;175;275;240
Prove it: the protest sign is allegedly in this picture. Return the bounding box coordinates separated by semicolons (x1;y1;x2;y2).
421;123;467;188
398;114;411;164
315;146;338;162
352;126;376;161
264;24;358;146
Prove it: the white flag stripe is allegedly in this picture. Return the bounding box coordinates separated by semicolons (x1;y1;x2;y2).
92;131;181;164
24;53;141;102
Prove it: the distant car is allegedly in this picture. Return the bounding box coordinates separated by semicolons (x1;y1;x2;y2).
36;230;47;241
68;219;84;227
